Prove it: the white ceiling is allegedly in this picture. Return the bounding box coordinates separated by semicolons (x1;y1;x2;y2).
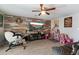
0;4;79;20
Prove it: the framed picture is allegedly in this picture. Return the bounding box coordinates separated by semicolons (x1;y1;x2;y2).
16;17;23;24
64;17;72;27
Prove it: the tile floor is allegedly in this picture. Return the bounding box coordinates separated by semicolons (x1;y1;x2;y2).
0;40;62;55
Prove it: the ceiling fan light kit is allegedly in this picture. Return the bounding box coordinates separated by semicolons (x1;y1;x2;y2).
41;11;46;15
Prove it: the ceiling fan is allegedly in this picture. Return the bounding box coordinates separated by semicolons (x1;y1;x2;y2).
32;4;56;16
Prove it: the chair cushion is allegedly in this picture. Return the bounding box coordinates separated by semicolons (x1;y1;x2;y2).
5;31;22;44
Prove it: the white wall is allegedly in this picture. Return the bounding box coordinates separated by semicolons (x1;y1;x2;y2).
58;13;79;42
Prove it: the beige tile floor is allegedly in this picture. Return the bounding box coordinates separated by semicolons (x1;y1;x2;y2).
0;40;61;55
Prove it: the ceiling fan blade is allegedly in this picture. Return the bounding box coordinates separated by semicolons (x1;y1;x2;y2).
46;12;50;15
40;4;44;11
45;8;56;11
32;10;40;12
38;13;41;16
